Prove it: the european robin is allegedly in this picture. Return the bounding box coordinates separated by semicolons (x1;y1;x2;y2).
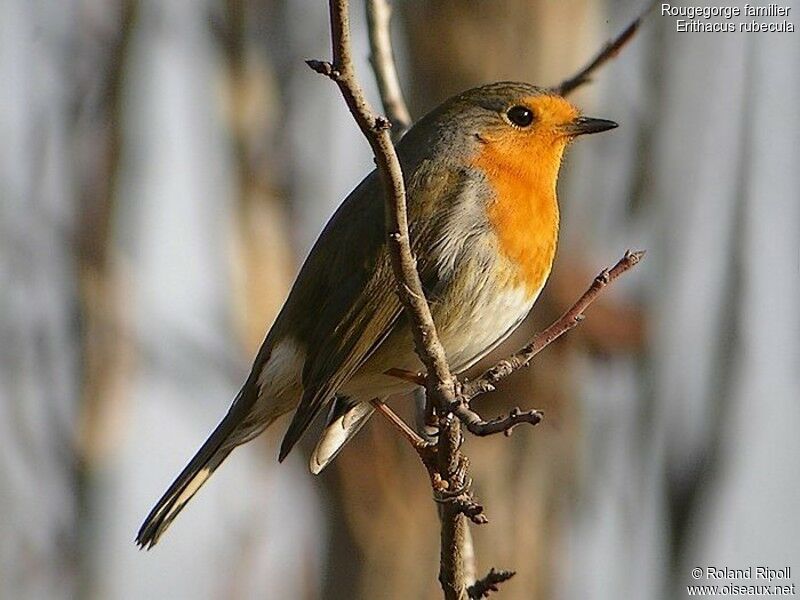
137;81;617;548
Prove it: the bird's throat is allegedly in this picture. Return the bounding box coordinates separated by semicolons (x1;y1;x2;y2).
473;138;564;296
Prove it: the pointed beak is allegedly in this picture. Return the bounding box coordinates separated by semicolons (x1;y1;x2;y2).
563;116;618;137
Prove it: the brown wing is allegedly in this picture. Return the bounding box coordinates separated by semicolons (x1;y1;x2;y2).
277;164;469;461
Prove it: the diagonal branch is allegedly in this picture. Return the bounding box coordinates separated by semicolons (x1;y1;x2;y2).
551;1;656;97
461;250;645;402
366;0;411;139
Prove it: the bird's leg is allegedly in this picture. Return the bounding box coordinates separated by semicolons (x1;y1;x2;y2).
370;398;424;445
424;394;438;435
371;398;487;524
370;398;437;470
383;367;426;386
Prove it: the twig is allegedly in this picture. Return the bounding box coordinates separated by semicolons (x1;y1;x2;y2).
467;568;516;599
361;5;473;591
452;403;544;438
310;2;466;598
450;495;488;526
461;250;645;401
365;0;411;139
432;454;488;527
551;1;655;97
306;0;455;406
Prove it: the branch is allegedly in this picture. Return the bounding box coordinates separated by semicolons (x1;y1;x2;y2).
308;0;454;405
449;495;488;526
366;0;411;139
311;2;465;597
431;454;489;526
551;1;655;97
452;403;543;437
467;568;516;599
461;250;645;402
386;252;644;439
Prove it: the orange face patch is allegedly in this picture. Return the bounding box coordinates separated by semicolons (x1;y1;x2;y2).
523;95;581;134
471;95;577;295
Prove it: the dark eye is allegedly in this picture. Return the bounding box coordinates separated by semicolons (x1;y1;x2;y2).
507;105;534;127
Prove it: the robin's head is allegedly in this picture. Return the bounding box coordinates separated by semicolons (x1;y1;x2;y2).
455;82;615;145
397;83;618;293
401;81;617;167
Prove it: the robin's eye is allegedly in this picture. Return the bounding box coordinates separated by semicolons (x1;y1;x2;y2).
507;105;534;128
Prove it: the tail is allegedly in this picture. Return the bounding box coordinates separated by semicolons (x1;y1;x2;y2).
136;420;236;549
136;368;269;549
309;396;375;474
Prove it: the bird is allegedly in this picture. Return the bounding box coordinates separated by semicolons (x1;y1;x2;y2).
136;81;617;548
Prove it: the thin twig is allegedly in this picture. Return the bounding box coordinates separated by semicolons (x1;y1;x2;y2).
365;0;411;139
452;403;544;438
461;250;645;402
467;568;517;599
307;0;455;405
551;1;656;97
311;2;466;598
361;4;472;588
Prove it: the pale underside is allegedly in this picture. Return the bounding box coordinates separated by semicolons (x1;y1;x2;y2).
254;277;542;423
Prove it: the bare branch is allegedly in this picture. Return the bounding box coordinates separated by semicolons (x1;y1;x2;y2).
366;0;411;139
551;2;655;97
312;2;466;597
467;568;517;599
309;0;455;396
462;250;645;401
450;495;488;526
452;402;543;437
432;455;487;526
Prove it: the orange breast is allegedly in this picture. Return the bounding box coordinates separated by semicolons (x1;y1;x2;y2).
471;132;565;297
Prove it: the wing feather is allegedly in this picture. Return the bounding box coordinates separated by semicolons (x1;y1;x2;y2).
277;165;468;461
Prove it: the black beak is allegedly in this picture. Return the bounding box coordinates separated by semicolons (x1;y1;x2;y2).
564;116;618;136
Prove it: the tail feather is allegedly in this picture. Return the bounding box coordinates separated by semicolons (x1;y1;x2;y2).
136;428;234;549
309;397;375;474
136;382;257;549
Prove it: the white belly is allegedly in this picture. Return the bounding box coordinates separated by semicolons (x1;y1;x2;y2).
440;284;537;372
342;282;542;399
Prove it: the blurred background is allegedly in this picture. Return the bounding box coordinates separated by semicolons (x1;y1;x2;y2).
1;0;798;598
